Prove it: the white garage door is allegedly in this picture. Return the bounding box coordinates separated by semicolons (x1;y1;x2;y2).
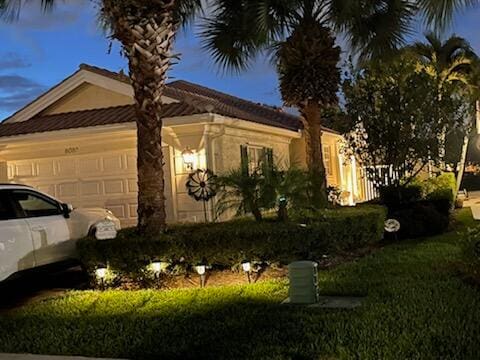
7;147;174;227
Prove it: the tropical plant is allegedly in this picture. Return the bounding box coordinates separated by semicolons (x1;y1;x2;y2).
0;0;203;236
201;0;478;208
406;33;479;190
342;56;473;187
215;168;277;221
408;32;478;87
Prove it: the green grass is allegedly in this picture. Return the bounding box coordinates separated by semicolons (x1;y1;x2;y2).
1;209;479;359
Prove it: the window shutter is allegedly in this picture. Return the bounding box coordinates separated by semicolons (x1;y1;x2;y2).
263;147;274;176
240;145;249;175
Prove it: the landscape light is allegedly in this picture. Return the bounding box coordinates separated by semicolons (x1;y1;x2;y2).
151;260;169;276
241;260;252;283
95;265;108;289
195;262;207;288
95;266;107;280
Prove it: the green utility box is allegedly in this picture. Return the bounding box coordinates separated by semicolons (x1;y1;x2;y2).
288;261;319;304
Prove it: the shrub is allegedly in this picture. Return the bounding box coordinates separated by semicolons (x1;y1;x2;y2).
379;185;422;209
391;202;449;239
77;206;386;287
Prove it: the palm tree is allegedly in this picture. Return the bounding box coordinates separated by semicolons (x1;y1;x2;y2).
408;32;478;87
201;0;478;207
0;0;202;236
407;33;479;191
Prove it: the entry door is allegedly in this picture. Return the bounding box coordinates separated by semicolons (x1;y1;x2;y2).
10;190;72;267
0;190;34;281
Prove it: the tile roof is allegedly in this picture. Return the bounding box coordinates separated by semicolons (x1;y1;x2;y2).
0;64;339;138
0;102;203;138
80;64;335;133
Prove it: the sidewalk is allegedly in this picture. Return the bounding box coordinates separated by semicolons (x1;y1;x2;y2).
0;355;124;360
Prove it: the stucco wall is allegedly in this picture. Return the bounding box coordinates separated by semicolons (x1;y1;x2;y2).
289;131;343;188
41;83;134;115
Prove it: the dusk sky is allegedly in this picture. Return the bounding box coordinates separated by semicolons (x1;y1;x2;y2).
0;1;479;120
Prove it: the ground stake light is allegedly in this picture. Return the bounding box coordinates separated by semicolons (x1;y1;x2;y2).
95;265;108;288
195;263;207;288
151;260;169;278
242;260;252;283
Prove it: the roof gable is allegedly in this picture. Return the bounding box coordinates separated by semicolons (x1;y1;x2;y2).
2;63;337;134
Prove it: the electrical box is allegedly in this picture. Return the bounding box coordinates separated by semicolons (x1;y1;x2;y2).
288;261;319;304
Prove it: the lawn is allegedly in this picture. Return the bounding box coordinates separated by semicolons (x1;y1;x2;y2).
1;209;480;359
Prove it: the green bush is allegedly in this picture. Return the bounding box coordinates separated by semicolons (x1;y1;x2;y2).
77;206;386;286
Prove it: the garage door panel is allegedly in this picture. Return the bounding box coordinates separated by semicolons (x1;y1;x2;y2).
104;179;125;194
81;181;102;196
57;182;78;198
103;155;124;173
36;161;55;177
56;159;76;176
15;163;34;177
79;158;101;173
8;147;174;227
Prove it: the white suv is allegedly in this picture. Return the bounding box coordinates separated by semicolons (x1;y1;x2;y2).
0;184;121;282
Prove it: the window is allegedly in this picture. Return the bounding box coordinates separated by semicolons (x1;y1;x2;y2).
0;192;16;221
240;145;273;175
323;145;333;176
11;191;62;218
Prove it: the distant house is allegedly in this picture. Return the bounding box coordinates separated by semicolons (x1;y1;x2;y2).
0;64;363;226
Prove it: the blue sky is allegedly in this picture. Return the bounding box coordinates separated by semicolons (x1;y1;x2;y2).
0;1;479;120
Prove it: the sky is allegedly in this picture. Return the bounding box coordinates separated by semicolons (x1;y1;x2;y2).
0;1;480;120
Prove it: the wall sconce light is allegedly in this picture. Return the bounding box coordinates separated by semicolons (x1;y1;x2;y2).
241;260;252;283
195;262;207;288
181;147;196;171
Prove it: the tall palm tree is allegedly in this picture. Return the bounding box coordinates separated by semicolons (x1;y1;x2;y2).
0;0;202;236
201;0;478;207
408;32;478;86
407;33;479;190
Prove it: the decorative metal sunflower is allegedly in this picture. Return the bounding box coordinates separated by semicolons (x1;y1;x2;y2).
186;169;217;202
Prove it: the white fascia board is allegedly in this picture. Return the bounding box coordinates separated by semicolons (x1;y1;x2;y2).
212;114;302;139
0;113;213;146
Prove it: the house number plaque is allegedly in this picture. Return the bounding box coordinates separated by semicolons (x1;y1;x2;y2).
65;147;79;154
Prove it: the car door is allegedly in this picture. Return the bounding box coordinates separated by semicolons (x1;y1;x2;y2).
0;190;35;282
10;189;72;267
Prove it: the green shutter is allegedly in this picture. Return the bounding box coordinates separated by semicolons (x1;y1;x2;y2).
263;147;274;177
240;145;249;175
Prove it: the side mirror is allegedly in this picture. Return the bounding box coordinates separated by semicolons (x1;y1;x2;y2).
61;203;73;218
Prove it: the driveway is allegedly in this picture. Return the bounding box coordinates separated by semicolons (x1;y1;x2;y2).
0;266;87;311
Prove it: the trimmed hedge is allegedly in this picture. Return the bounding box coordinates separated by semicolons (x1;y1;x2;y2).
77;205;386;285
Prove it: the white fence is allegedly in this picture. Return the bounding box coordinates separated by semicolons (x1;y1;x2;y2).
359;165;402;202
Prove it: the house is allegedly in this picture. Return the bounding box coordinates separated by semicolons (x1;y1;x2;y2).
0;64;362;227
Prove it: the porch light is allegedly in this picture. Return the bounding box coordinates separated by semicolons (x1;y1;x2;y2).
195;262;207;288
241;260;252;283
181;147;196;171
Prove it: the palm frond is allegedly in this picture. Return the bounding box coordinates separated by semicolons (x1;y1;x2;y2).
0;0;56;21
416;0;479;29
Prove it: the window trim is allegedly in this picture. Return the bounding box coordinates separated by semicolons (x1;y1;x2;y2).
9;189;63;219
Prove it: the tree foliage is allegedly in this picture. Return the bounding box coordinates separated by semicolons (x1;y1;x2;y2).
342;57;473;186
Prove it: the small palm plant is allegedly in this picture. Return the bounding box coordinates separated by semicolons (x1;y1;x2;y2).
215;168;277;222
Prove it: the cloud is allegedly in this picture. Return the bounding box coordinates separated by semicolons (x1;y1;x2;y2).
0;52;31;71
0;74;46;112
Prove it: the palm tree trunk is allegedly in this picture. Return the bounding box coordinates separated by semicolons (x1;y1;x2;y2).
102;0;176;235
456;134;469;194
301;101;328;208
